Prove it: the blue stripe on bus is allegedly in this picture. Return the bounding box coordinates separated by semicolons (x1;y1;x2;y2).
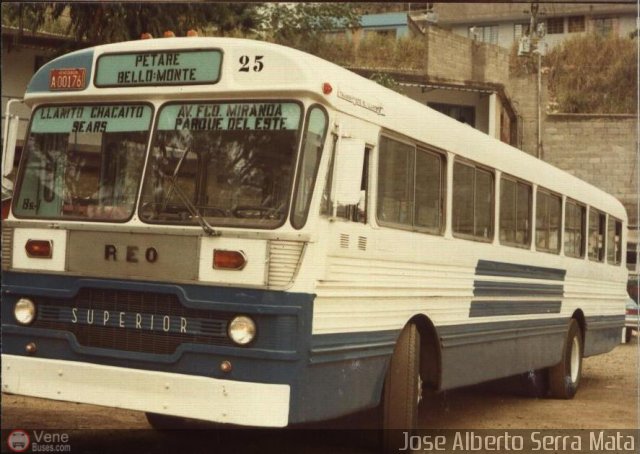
473;281;564;297
476;260;566;281
309;330;399;364
469;300;562;317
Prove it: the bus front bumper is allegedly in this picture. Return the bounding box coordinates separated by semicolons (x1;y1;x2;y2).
2;354;290;428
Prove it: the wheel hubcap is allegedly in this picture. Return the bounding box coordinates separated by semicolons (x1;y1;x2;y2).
570;336;580;383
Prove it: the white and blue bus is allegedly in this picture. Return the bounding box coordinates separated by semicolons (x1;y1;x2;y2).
1;36;627;449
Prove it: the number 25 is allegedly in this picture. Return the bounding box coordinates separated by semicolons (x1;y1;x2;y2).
239;55;264;72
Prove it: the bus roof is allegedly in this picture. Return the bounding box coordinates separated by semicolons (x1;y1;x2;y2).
25;37;626;221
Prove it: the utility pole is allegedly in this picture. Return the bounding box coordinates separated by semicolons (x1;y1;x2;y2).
519;3;546;159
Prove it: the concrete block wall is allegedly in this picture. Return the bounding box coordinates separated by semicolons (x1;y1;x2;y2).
543;114;638;226
425;26;510;85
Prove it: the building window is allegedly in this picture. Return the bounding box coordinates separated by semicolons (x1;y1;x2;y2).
593;18;613;36
34;55;49;72
535;189;561;253
428;103;476;128
499;177;531;247
468;25;498;45
452;161;494;241
546;17;565;34
567;16;585;33
627;242;638;271
564;200;586;258
607;217;622;265
588;209;606;262
368;29;396;38
377;136;445;233
514;23;530;40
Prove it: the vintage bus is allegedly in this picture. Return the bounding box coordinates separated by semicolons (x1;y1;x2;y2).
1;36;627;450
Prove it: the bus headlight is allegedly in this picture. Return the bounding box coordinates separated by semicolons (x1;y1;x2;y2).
14;298;37;325
228;315;256;346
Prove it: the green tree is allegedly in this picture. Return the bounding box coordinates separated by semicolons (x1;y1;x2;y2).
3;2;261;45
262;3;360;49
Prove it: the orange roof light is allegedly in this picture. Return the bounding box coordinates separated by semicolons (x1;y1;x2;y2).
140;32;153;40
187;29;198;37
163;30;176;38
322;83;333;95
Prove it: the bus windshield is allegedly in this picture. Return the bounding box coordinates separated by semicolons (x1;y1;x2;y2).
13;104;152;221
139;101;302;229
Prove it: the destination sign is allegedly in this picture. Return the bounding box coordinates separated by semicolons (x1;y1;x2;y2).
95;50;222;87
158;102;301;131
31;104;153;133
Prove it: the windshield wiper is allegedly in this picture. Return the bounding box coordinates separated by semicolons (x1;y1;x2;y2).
160;148;220;237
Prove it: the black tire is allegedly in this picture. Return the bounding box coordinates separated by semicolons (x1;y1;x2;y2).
382;323;422;453
548;319;583;399
145;412;189;430
624;327;633;344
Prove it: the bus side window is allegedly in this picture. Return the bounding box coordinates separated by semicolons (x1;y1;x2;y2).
588;208;606;262
607;216;622;265
452;160;494;241
535;189;561;254
337;147;369;223
321;139;369;223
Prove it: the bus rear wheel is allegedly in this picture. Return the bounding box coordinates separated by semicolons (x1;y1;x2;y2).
548;319;583;399
382;323;422;453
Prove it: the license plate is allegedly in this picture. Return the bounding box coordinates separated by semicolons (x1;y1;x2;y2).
49;68;86;91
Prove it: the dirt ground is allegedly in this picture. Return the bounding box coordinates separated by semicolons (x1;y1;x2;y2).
2;340;638;453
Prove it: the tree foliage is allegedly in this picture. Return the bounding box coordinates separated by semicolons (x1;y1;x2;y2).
261;3;360;49
2;3;261;45
3;2;362;60
544;34;637;114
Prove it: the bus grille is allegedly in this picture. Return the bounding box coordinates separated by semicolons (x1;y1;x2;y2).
32;288;232;355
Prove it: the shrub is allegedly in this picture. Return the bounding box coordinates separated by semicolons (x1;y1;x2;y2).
544;34;637;114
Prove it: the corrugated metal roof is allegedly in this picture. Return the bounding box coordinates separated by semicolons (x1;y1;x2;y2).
360;12;408;28
397;81;494;94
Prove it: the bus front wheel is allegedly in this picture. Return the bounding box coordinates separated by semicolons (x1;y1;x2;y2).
548;319;583;399
382;323;422;452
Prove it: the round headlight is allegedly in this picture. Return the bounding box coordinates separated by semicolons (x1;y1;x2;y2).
14;298;37;325
228;315;256;346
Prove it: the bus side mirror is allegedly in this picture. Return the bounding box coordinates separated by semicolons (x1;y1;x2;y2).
3;112;20;178
331;138;366;206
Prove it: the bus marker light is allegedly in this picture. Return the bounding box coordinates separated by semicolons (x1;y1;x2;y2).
322;83;333;95
220;361;233;373
25;342;37;355
15;298;37;325
163;31;176;38
213;250;247;270
25;240;52;258
187;30;198;37
140;33;153;39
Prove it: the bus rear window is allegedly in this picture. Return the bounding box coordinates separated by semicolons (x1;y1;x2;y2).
13;104;152;221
